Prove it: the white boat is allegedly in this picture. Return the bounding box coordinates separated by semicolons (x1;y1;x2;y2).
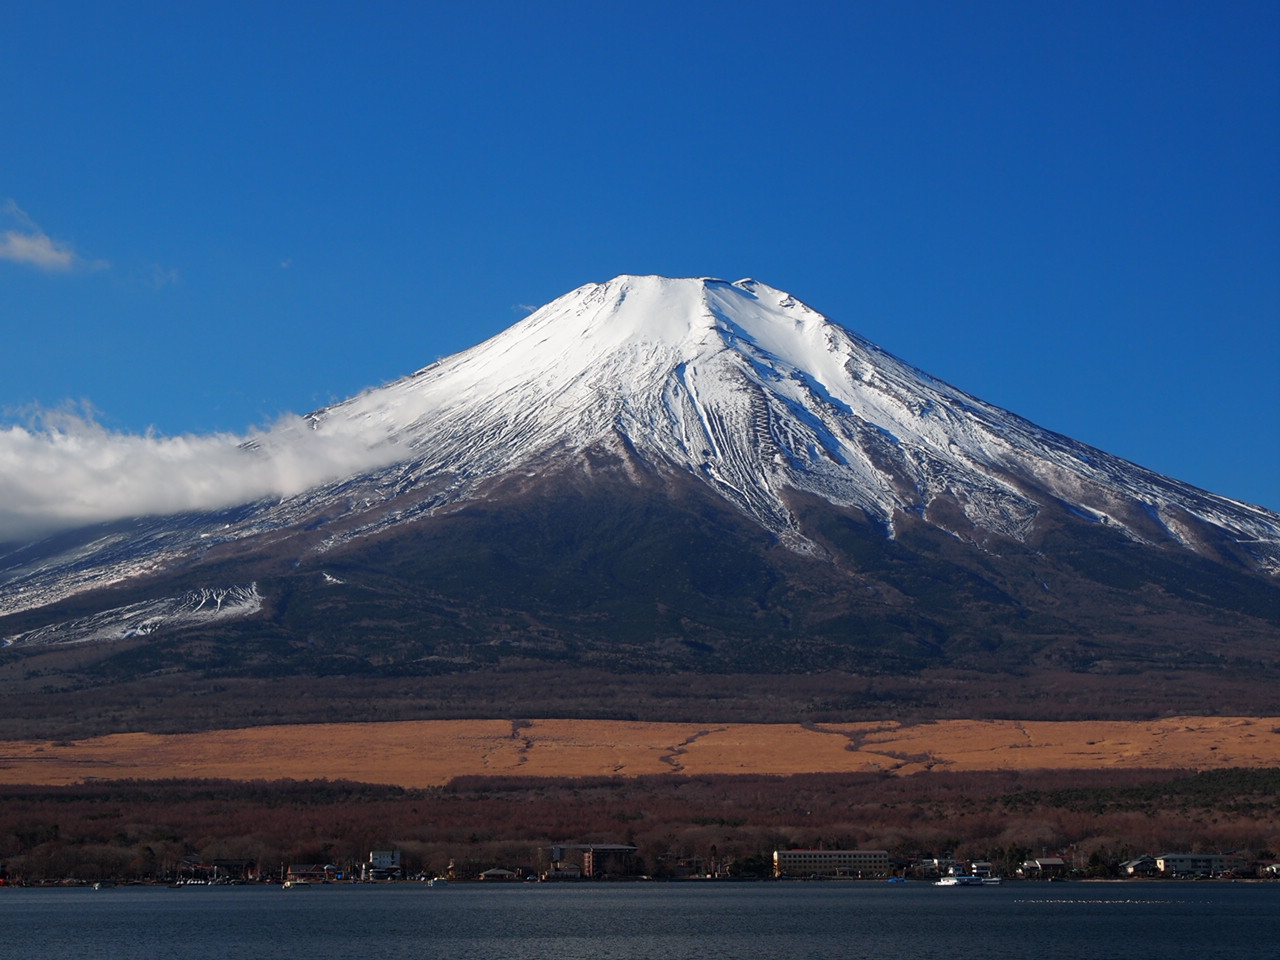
935;875;984;886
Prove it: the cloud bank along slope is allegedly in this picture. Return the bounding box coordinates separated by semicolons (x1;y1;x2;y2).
0;405;406;542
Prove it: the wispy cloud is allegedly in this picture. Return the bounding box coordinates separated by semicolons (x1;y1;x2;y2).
0;200;107;273
0;405;406;542
148;263;181;289
0;230;77;271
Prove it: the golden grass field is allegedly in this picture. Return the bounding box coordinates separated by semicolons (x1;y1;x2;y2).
1;716;1278;788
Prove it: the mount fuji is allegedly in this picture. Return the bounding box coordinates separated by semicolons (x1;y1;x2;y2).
2;276;1277;735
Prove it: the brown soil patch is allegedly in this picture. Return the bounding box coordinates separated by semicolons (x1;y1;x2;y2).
0;716;1276;788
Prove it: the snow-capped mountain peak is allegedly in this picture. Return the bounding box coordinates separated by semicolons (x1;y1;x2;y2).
288;274;1275;571
3;275;1278;626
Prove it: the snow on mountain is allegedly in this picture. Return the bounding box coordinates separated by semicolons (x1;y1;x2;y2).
292;275;1279;565
3;584;261;648
3;275;1278;624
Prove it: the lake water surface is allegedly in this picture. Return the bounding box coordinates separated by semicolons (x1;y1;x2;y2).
2;881;1273;959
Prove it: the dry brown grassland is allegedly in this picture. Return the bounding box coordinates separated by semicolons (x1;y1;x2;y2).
1;716;1278;788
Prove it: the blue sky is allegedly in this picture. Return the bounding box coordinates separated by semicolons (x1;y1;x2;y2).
2;0;1278;516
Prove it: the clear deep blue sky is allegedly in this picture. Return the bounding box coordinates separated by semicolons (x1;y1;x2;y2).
3;0;1277;511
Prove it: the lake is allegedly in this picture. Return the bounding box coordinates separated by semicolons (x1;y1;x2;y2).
2;881;1274;959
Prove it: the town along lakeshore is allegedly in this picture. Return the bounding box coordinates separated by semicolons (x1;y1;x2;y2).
2;768;1279;885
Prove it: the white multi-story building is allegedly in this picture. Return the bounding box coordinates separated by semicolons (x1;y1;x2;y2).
772;849;890;878
363;849;402;880
1155;853;1246;877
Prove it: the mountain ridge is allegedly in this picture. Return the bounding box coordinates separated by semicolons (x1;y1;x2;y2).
311;275;1278;562
4;271;1276;623
0;275;1276;735
5;275;1277;608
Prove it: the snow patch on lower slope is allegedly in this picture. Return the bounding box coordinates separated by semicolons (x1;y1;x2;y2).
2;584;262;648
0;548;189;618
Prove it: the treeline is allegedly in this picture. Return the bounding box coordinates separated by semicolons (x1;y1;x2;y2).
6;662;1277;741
2;768;1278;882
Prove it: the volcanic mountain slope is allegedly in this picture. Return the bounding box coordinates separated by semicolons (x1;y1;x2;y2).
1;276;1277;734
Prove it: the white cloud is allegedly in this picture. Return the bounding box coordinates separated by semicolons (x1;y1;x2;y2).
0;200;107;273
0;230;77;271
148;263;181;288
0;406;407;542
